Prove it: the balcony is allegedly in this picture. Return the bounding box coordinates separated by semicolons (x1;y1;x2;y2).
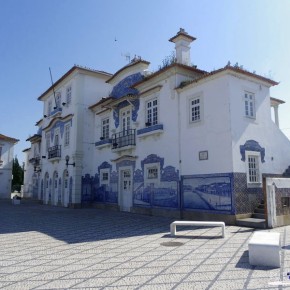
112;129;136;151
29;155;40;165
48;145;61;160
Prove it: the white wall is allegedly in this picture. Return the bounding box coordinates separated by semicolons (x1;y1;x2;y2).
0;140;14;198
229;75;290;174
179;76;233;175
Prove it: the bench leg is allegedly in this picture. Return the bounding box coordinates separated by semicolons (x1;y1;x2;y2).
222;225;225;238
170;224;176;236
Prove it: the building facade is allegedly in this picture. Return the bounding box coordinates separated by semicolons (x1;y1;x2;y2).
24;29;290;224
24;66;112;206
0;134;19;198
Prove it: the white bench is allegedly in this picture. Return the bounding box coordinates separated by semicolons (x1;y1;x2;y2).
248;231;281;268
170;221;226;238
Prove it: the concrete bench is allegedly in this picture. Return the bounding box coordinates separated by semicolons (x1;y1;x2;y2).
170;221;225;238
248;231;281;268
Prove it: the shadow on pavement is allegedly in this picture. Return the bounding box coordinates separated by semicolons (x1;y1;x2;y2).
0;199;174;244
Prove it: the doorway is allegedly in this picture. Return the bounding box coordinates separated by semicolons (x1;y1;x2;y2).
119;168;133;212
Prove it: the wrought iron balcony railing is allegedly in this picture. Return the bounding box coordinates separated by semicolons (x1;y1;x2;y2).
48;145;61;159
112;129;136;149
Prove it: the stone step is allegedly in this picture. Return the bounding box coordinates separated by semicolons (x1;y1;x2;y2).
236;218;266;229
252;213;266;219
254;208;265;214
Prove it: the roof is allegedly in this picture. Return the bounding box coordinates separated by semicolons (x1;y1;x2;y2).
89;97;115;110
106;58;150;84
38;65;112;101
42;114;74;131
0;134;19;144
178;65;278;89
169;28;196;43
133;62;207;88
22;147;31;153
270;97;285;105
26;134;41;142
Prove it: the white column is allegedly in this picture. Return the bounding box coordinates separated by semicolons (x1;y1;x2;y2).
274;105;279;127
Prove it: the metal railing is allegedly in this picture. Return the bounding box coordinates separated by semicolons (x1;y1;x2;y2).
112;129;136;149
48;145;61;159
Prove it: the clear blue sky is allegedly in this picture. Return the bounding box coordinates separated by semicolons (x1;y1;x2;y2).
1;0;290;164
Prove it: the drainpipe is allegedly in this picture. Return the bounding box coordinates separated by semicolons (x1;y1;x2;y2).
175;71;183;219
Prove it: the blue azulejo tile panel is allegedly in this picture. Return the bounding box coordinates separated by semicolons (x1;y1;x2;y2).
82;165;118;204
113;99;140;128
133;155;179;208
95;139;112;147
233;172;263;214
133;183;179;208
182;173;234;214
240;140;265;162
81;174;94;203
137;124;164;136
110;73;143;99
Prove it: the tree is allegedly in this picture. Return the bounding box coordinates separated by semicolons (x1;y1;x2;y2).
12;156;24;192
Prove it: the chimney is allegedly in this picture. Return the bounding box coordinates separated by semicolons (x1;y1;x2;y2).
169;28;196;66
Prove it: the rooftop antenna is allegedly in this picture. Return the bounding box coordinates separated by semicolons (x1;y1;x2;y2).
121;52;131;63
49;67;58;109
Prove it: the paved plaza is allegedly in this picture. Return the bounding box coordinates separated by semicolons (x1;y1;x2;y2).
1;200;290;289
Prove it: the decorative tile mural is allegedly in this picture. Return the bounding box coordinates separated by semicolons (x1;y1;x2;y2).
110;73;143;99
233;172;263;214
134;154;179;208
113;99;140;128
82;154;179;209
81;156;267;216
240;140;265;162
182;173;233;213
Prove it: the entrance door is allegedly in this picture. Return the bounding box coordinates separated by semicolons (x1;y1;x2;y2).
63;172;69;207
120;169;132;212
121;109;131;132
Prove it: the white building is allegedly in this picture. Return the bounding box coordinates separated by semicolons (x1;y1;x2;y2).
24;65;112;207
0;133;19;198
25;29;290;224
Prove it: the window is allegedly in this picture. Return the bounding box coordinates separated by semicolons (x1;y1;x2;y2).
66;86;72;104
48;101;52;116
246;151;261;184
147;167;158;179
46;133;50;152
244;92;255;118
144;163;160;186
100;169;110;185
146;98;158;126
102;172;109;181
54;133;59;146
101;118;110;139
56;92;61;108
190;97;201;122
64;124;70;146
121;109;131;132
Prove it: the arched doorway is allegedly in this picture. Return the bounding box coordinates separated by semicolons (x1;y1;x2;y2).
52;171;58;206
44;172;49;204
62;170;69;207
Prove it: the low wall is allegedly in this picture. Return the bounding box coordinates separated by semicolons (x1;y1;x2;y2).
266;178;290;228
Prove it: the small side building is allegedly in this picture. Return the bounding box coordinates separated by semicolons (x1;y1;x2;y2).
0;133;19;198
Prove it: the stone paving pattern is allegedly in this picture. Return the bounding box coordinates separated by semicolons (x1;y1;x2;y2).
1;200;290;289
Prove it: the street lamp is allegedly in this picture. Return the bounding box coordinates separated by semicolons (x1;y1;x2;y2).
65;155;75;167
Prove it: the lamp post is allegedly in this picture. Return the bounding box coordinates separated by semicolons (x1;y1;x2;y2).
65;155;75;167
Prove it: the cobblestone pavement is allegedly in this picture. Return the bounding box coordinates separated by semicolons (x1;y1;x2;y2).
1;200;290;290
